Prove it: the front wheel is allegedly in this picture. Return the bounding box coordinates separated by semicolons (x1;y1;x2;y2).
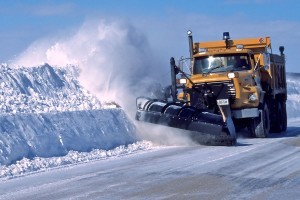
249;103;270;138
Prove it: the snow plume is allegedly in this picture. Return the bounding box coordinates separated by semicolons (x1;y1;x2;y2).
13;19;158;106
11;19;195;146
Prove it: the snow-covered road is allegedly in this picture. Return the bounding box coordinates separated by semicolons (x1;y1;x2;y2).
1;65;300;199
0;127;299;200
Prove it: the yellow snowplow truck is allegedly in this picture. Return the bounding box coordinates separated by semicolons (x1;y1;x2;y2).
136;31;287;145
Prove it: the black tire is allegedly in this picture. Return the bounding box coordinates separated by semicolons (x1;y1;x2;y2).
271;101;283;133
281;102;287;132
249;103;270;138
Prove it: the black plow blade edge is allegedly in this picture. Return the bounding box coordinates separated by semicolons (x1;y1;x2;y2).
135;110;236;146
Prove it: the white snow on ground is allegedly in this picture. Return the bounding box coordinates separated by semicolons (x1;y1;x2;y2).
0;64;138;170
0;109;137;166
0;64;101;113
0;65;300;180
286;73;300;119
0;140;157;179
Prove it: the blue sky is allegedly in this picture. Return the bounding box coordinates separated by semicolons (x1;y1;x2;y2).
0;0;300;72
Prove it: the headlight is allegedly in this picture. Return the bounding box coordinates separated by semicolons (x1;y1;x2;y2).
227;72;239;79
179;79;187;84
249;94;257;102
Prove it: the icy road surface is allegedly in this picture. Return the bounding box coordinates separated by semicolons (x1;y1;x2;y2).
0;127;299;200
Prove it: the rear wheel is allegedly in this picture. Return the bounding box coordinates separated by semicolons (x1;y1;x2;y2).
270;100;287;133
270;100;283;133
249;103;270;138
281;102;287;132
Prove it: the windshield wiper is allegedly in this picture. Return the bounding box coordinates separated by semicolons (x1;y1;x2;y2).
204;65;224;74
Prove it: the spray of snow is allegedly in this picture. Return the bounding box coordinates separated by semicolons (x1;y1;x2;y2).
11;19;194;146
286;74;300;121
13;20;160;108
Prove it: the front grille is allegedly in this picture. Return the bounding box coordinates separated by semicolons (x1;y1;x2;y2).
187;80;236;109
226;82;236;104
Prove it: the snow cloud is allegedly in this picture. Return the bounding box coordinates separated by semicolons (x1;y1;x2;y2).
12;19;193;146
13;19;161;108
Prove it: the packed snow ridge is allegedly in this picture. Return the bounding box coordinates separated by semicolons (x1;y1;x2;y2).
0;140;157;179
0;64;101;113
0;64;138;167
286;72;300;119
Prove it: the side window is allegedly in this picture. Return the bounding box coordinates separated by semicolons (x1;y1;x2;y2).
194;58;208;74
237;56;250;70
227;56;235;67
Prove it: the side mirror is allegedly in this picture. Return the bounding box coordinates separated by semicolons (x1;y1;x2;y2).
256;65;269;72
264;65;270;71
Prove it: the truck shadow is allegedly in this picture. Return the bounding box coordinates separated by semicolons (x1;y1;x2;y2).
235;126;300;146
269;126;300;138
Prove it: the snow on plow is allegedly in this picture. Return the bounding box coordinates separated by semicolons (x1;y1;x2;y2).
135;97;236;146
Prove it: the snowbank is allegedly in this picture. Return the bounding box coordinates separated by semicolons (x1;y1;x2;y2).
0;109;136;166
0;141;156;179
0;64;137;166
0;64;101;113
286;73;300;120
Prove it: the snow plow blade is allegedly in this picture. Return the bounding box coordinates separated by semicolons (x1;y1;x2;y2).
135;97;236;146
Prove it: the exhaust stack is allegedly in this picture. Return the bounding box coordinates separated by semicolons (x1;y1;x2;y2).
279;46;285;56
187;30;193;58
223;32;230;49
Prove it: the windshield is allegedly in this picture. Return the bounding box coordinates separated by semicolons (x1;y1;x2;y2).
193;53;251;74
